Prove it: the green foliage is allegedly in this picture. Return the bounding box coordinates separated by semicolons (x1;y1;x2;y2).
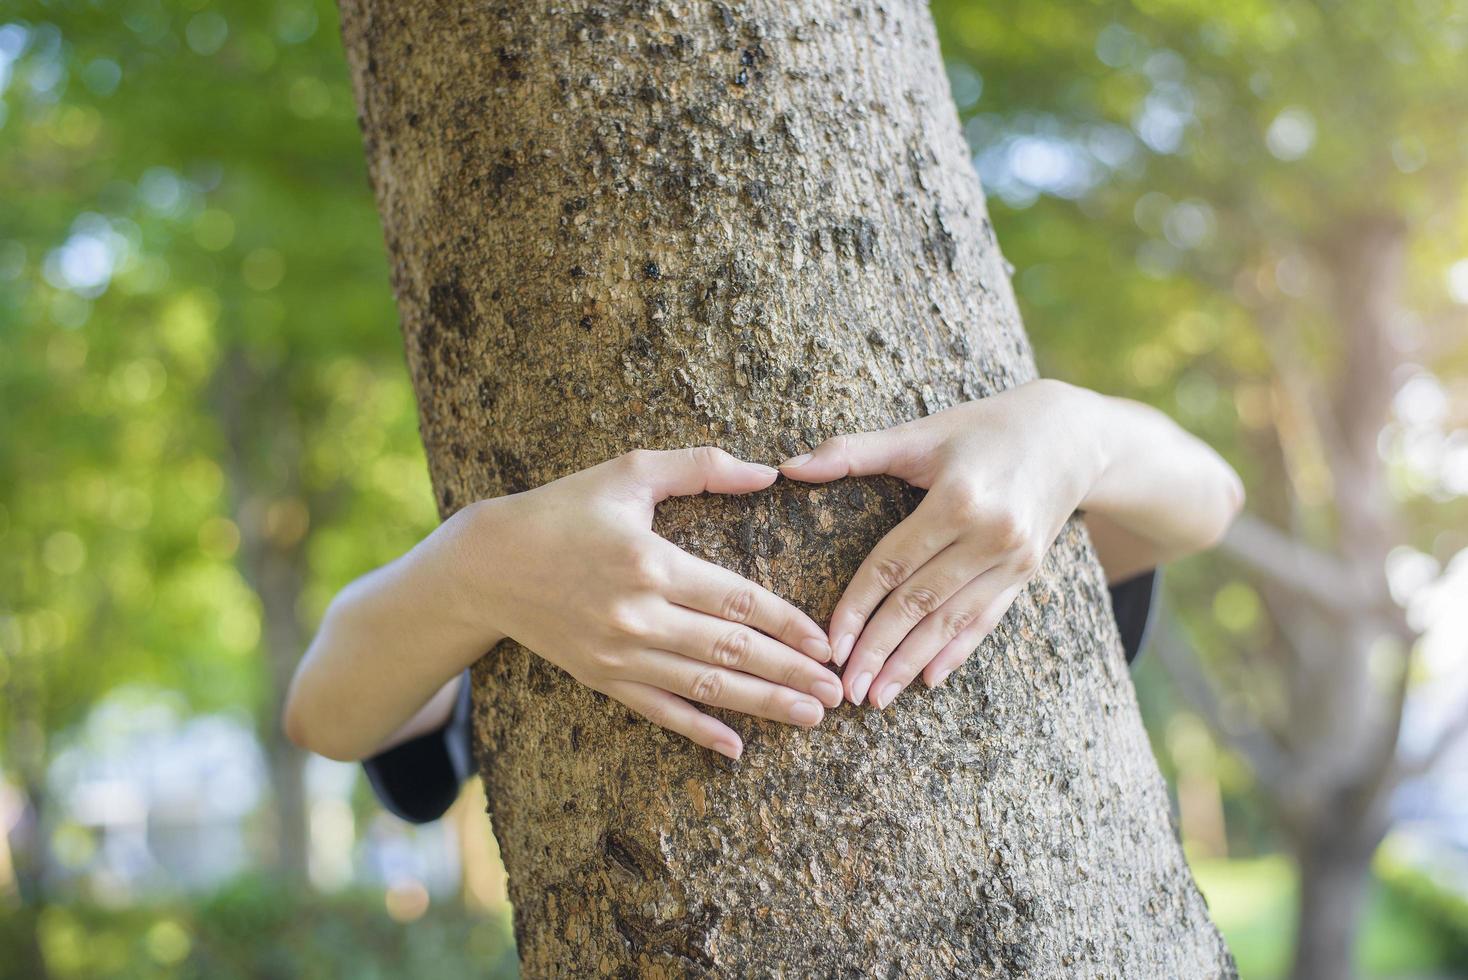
3;875;516;980
0;1;436;780
931;0;1468;780
2;0;1465;971
1377;854;1468;964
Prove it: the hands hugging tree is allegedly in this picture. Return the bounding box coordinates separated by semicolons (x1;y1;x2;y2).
287;378;1240;766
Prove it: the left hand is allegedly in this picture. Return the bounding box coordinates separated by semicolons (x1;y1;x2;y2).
779;380;1106;708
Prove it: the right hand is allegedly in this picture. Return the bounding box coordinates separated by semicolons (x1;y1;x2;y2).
462;447;838;759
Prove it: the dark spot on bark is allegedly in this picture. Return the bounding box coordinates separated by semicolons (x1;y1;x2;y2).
866;329;886;348
495;46;525;82
428;271;475;339
405;111;421;129
603;830;661;880
570;265;586;279
492;446;532;494
925;205;958;272
580;315;595;330
734;68;748;86
440;485;455;512
625;331;659;366
819;216;879;264
609;903;717;969
477;379;497;411
563;196;588;213
488;163;516;199
643;260;661;280
490;288;502;301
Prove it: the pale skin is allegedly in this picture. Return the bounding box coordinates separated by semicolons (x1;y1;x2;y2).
284;379;1242;763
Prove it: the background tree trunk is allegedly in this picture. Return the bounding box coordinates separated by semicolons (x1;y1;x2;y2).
338;1;1235;974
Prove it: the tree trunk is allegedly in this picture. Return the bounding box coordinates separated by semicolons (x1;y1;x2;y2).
217;349;312;884
338;1;1235;974
1288;832;1375;980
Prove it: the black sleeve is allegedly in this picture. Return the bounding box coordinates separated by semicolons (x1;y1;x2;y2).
1108;568;1159;665
361;671;473;824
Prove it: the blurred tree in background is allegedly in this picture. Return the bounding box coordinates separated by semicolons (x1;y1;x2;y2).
1;1;1465;978
930;0;1468;975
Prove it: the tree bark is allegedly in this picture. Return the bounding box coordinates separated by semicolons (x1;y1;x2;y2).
338;1;1235;974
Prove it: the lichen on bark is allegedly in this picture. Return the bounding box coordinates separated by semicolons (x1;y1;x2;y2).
338;0;1236;974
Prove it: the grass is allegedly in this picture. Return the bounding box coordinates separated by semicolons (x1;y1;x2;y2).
1190;854;1460;979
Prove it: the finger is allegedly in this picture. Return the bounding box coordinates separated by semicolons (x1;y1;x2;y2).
843;543;995;689
647;607;842;708
871;571;1025;708
918;580;1022;690
605;680;743;759
778;428;928;484
619;446;778;502
827;509;948;673
636;648;827;728
658;542;831;662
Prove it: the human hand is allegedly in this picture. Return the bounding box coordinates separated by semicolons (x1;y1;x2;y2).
465;447;839;759
778;380;1107;708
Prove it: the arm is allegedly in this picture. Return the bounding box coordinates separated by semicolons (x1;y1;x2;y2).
778;379;1243;707
284;447;839;763
283;509;497;762
1076;391;1244;582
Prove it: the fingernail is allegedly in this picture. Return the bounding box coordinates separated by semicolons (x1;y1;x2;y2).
780;452;813;468
877;682;902;709
714;738;742;760
833;633;854;666
929;669;952;689
801;637;832;662
849;672;873;706
749;463;779;478
789;699;823;726
813;678;842;707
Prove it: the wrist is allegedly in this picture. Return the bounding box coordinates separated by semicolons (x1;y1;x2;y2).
1043;380;1117;510
440;498;511;651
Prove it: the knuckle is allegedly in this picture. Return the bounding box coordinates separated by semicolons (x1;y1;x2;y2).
898;586;942;619
690;445;724;469
720;586;757;624
873;556;912;591
640;701;670;731
621;546;665;590
1011;544;1043;575
690;669;724;703
941;607;973;639
948;485;990;524
590;647;624;672
710;629;750;668
620;448;655;472
988;511;1028;552
605;602;646;638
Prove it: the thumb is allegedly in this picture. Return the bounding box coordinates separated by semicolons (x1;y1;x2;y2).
621;447;779;502
778;429;919;484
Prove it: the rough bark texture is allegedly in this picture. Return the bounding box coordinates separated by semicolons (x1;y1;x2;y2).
338;1;1235;975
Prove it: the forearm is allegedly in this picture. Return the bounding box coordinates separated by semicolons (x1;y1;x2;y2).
283;503;504;761
1069;386;1244;576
